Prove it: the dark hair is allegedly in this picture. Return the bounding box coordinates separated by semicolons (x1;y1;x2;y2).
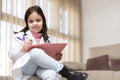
20;5;50;43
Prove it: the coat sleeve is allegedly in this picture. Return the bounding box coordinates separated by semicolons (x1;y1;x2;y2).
8;33;24;63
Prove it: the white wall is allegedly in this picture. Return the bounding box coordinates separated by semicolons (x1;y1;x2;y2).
81;0;120;62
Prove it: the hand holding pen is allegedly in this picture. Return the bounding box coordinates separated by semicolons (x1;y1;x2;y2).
17;34;33;53
22;39;32;53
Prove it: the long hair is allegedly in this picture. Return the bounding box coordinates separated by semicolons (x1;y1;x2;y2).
20;5;50;43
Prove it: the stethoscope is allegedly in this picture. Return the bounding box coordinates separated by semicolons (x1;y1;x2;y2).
23;32;33;42
23;32;28;40
16;32;28;42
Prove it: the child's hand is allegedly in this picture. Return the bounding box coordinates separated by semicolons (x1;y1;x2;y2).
55;53;63;61
22;39;32;53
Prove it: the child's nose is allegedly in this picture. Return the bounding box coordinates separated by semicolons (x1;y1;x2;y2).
33;21;37;26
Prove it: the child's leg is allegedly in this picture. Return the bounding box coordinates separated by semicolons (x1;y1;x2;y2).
21;58;38;75
29;48;88;80
29;48;64;72
36;67;59;80
12;53;38;80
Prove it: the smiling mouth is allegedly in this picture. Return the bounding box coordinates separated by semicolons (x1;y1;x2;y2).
33;27;39;29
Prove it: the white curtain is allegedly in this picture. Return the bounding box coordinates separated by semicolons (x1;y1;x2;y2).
0;0;82;79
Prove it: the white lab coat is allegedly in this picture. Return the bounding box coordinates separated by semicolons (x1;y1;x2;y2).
8;30;45;80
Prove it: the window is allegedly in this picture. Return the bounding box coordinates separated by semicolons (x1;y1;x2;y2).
60;8;68;34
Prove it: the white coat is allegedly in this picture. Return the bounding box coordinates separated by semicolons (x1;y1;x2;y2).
8;30;45;80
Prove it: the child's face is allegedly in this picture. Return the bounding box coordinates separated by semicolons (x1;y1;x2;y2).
27;12;43;33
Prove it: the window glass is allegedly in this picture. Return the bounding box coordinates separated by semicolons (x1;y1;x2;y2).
17;0;23;19
60;8;68;34
0;21;23;76
2;0;24;19
0;21;10;76
2;0;6;12
7;0;11;14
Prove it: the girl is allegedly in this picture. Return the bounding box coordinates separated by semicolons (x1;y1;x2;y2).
8;5;88;80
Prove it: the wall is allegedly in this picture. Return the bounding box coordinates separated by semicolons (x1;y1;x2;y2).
81;0;120;62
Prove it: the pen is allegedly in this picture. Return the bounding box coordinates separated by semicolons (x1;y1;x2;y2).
17;37;33;42
17;37;25;42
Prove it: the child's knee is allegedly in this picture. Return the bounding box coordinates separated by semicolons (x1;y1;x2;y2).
30;48;44;54
29;48;45;58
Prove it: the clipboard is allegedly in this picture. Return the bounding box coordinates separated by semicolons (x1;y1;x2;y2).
27;43;67;59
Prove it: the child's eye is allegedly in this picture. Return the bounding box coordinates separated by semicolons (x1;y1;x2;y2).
36;19;41;22
28;20;33;23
